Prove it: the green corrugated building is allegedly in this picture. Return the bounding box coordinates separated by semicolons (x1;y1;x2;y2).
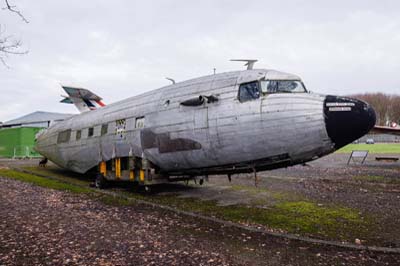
0;127;43;158
0;111;73;158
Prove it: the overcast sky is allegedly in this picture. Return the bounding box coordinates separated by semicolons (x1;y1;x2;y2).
1;0;400;122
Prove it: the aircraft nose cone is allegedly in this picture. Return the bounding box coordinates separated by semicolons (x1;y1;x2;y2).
324;95;376;149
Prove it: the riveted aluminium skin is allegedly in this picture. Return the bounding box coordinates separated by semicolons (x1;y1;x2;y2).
35;69;347;176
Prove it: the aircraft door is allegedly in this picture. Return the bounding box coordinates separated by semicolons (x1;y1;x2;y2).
194;107;208;129
99;122;114;162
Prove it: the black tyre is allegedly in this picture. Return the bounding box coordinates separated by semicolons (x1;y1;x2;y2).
95;174;107;189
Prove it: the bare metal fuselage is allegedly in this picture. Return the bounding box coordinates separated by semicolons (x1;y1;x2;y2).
35;69;375;178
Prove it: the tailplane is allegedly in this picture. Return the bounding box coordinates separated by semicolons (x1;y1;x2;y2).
60;86;106;113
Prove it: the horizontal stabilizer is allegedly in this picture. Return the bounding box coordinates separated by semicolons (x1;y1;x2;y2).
60;97;73;104
60;86;106;113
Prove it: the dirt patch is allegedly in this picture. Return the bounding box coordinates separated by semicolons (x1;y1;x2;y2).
1;177;400;265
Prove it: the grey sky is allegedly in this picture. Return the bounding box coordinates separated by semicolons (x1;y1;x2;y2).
1;0;400;121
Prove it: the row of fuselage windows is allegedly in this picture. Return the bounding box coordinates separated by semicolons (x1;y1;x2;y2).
56;125;106;144
56;117;145;144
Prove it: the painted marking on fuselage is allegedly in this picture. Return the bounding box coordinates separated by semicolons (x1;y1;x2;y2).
141;129;202;154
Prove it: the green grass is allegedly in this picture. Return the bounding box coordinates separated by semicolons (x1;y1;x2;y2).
23;166;92;186
337;143;400;154
265;201;362;237
0;169;135;206
0;169;92;194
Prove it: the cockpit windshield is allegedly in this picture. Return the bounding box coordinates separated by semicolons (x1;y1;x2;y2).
260;80;307;94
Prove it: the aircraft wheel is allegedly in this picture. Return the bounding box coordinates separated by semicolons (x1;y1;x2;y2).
95;174;107;189
144;186;151;193
199;178;204;185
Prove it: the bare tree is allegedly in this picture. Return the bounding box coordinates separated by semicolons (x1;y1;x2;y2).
351;93;400;126
3;0;29;23
388;95;400;125
0;0;28;67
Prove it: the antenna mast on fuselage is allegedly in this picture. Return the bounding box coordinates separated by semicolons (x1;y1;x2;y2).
230;59;258;70
165;77;176;84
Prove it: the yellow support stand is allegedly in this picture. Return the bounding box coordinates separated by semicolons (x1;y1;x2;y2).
129;170;134;180
139;169;145;182
99;161;106;176
115;158;121;178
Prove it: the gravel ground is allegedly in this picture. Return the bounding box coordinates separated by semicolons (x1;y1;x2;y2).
1;177;400;265
0;177;241;266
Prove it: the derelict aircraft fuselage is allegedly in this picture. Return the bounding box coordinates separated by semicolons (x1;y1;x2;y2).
35;66;376;185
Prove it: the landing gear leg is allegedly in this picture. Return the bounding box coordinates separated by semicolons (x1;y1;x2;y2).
227;174;232;182
253;167;258;187
95;173;107;189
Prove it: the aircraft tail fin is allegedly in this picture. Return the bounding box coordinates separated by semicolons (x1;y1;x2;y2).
60;86;106;113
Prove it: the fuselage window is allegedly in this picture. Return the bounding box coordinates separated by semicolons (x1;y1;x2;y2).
115;119;126;138
76;130;81;140
88;127;94;137
238;81;260;102
101;124;108;136
57;129;71;144
135;117;145;129
260;80;307;93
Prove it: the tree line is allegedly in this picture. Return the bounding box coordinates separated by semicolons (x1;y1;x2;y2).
350;93;400;126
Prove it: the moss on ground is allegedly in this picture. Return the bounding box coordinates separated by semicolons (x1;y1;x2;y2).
133;194;370;240
263;201;364;238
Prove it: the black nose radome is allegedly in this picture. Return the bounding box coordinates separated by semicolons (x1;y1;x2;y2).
324;95;376;149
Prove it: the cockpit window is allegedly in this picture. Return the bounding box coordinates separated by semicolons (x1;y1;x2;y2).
238;81;260;102
260;80;306;93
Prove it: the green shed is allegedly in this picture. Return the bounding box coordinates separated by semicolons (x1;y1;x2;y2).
0;127;43;158
0;111;73;158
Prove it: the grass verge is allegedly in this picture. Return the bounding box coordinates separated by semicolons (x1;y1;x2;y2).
0;169;134;206
23;166;92;186
337;143;400;154
0;169;91;194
